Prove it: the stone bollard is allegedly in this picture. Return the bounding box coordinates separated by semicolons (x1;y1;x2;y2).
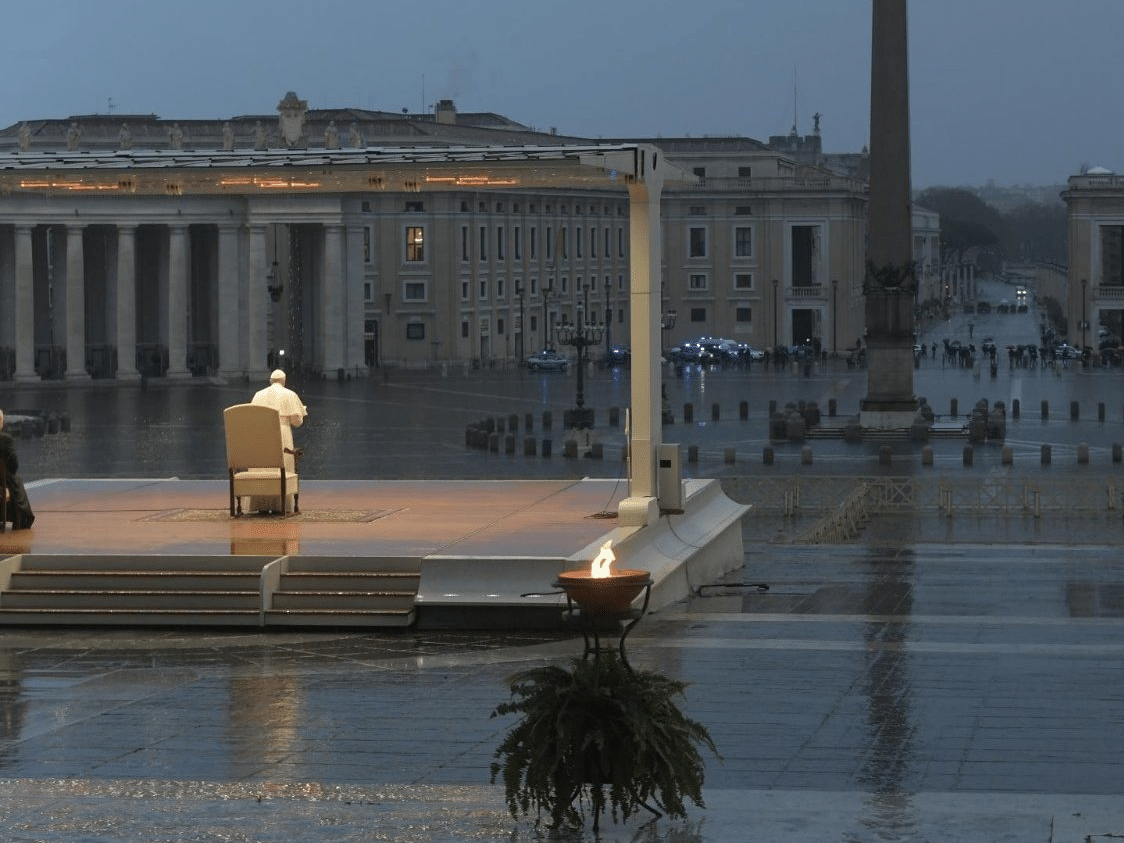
724;447;736;465
523;436;537;456
1012;399;1020;419
879;445;892;466
1041;444;1051;465
801;446;813;465
1077;442;1090;464
563;440;578;459
828;398;837;417
541;439;552;458
763;446;774;465
542;410;552;430
1114;443;1123;464
950;398;958;418
1099;402;1106;423
963;446;973;466
1001;445;1013;465
921;446;934;466
739;400;748;421
1041;400;1049;420
1071;401;1080;421
712;403;721;421
609;406;620;426
683;403;694;423
525;412;534;432
687;444;698;463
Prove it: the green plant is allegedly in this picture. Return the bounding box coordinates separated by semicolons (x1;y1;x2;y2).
490;653;719;831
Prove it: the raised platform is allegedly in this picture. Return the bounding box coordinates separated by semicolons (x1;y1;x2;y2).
0;477;748;629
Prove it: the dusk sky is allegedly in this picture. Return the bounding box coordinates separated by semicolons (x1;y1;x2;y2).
5;0;1120;189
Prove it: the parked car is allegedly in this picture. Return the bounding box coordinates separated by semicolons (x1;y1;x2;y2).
600;346;631;368
526;349;569;371
1055;343;1081;360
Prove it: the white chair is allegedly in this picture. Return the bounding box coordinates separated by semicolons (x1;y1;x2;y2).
223;403;300;516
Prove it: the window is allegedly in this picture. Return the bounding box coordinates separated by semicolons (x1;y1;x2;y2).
405;226;424;262
460;226;469;261
546;226;553;259
561;227;568;258
363;228;372;262
688;206;706;216
693;167;706;178
530;314;538;332
735;205;753;215
497;227;505;261
461;280;470;300
689;226;707;258
497;318;505;336
530;226;537;260
690;307;706;322
406;322;425;340
479;280;488;299
530;277;538;295
461;321;469;338
479;226;488;261
735;226;753;258
738;166;752;179
590;227;596;258
403;281;426;302
404;200;424;213
689;273;708;291
497;278;505;299
576;228;583;258
604;227;610;258
561;276;568;293
734;273;753;290
736;307;752;322
363;282;372;301
617;227;625;257
514;226;521;260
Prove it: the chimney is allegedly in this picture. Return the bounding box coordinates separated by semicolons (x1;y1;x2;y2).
435;99;456;125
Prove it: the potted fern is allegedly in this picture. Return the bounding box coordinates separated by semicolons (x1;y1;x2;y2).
490;652;719;831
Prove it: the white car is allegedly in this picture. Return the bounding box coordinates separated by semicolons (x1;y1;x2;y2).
526;349;569;371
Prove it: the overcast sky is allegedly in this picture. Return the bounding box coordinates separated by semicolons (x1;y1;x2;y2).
4;0;1120;189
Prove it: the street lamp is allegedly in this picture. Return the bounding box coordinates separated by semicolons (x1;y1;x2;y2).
772;278;779;353
554;283;603;430
831;278;838;357
515;282;525;360
543;281;555;350
1081;277;1088;362
660;309;677;425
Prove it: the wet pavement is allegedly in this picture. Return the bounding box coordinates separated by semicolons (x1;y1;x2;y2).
3;277;1124;839
3;533;1124;841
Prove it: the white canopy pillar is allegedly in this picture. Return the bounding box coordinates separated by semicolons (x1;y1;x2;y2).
618;160;666;527
13;224;36;382
64;224;90;379
114;224;140;381
247;224;270;381
345;223;369;375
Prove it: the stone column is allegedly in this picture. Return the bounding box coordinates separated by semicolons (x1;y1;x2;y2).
114;224;140;380
64;224;90;379
345;223;368;375
216;223;241;378
860;0;916;428
321;223;344;373
13;225;36;381
247;224;269;380
165;224;191;378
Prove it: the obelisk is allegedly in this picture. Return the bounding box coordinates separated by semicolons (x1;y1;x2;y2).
860;0;918;428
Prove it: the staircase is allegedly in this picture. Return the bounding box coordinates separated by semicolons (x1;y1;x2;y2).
0;554;423;628
264;555;421;627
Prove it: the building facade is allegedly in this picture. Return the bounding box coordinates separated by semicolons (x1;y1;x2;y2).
1063;168;1124;349
0;94;924;381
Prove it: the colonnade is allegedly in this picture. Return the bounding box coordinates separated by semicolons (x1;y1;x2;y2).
0;210;368;382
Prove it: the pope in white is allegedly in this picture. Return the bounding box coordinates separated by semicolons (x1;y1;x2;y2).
249;369;307;512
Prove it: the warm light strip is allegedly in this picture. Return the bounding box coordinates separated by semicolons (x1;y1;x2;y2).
19;179;121;191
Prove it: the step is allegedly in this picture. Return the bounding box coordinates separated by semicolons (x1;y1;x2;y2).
270;590;416;611
0;608;262;627
0;590;260;610
8;572;262;591
263;607;416;628
280;573;420;592
15;554;274;573
282;555;424;575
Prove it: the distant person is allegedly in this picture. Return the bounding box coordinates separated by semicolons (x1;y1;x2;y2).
249;370;307;513
0;411;34;529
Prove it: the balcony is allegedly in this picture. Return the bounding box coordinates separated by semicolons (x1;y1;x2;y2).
1093;285;1124;300
787;284;826;300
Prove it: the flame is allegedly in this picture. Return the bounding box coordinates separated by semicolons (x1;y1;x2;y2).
590;540;615;579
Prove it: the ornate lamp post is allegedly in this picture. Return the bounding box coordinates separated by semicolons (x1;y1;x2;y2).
555;283;603;430
660;309;677;425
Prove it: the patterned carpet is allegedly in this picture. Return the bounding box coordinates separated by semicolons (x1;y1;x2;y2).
144;508;396;523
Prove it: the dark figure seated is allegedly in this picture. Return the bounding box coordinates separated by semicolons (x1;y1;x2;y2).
0;410;35;530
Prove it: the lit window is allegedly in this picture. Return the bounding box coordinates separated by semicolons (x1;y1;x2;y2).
405;226;424;262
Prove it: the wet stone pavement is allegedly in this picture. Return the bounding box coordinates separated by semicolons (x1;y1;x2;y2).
3;528;1124;841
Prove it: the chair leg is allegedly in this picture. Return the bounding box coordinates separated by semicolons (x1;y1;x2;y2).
293;493;299;514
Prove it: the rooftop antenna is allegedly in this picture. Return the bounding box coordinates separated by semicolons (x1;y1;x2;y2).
791;66;798;134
